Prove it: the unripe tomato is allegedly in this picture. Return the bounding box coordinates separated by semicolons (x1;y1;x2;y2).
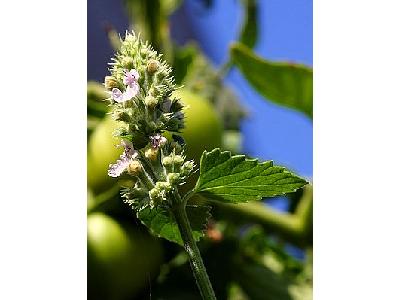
87;116;123;194
87;213;163;300
171;89;223;193
172;89;223;163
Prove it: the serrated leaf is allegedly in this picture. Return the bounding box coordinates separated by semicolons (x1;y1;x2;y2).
137;204;211;245
194;149;307;203
230;43;313;119
239;0;259;48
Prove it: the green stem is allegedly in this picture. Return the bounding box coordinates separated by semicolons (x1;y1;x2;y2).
172;193;217;300
182;189;196;206
217;59;233;79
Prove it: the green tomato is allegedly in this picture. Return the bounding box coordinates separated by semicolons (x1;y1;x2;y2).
87;116;123;194
172;89;223;163
88;213;163;300
172;89;223;192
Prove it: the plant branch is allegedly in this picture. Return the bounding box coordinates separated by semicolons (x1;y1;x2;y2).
87;185;121;214
204;185;313;247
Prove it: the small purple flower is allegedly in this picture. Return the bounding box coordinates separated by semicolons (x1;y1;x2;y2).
123;69;140;87
108;140;138;177
120;140;136;157
110;69;141;102
122;82;140;101
150;134;167;148
111;88;123;102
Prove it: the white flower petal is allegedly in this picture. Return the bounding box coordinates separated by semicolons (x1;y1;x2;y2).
107;140;138;178
122;83;139;101
111;88;124;103
108;157;130;177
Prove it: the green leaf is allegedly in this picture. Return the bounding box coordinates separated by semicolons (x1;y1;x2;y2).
194;149;307;203
230;43;313;119
239;0;259;48
137;205;211;245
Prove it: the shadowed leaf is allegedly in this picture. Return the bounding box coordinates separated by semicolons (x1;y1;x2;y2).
138;204;211;245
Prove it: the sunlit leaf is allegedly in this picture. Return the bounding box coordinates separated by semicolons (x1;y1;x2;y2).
231;43;313;118
194;149;307;203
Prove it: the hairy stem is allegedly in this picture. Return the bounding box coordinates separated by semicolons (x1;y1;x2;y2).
172;192;217;300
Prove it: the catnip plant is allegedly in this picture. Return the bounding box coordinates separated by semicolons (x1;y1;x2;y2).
103;32;308;300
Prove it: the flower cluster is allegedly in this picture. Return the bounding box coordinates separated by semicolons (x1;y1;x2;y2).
104;32;194;211
104;32;185;148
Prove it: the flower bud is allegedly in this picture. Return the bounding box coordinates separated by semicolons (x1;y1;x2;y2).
104;76;119;90
148;121;157;131
140;48;149;58
162;156;173;167
145;95;158;109
148;180;173;207
145;148;158;161
127;160;142;176
174;155;184;165
156;71;166;81
149;188;162;208
113;110;130;122
149;87;160;97
167;173;181;185
121;57;134;69
149;188;158;199
147;59;159;74
181;161;194;176
155;181;171;191
162;155;184;172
